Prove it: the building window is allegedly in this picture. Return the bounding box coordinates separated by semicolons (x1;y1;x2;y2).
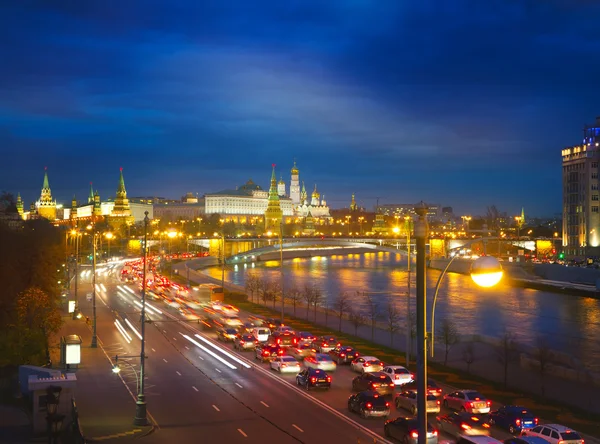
593;173;599;179
593;162;598;169
593;184;599;191
593;206;599;213
594;195;599;201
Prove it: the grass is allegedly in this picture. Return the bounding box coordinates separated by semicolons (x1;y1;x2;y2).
229;296;600;438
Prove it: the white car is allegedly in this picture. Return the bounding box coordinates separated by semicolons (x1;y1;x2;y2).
274;325;295;334
443;390;491;414
351;356;384;373
270;356;301;373
521;424;584;444
251;327;271;343
383;365;414;386
394;390;440;415
304;353;337;372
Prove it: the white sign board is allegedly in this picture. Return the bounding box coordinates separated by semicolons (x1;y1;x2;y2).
65;343;81;365
68;301;76;313
86;293;93;302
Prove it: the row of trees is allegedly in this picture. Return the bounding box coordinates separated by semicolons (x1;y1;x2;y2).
0;215;64;368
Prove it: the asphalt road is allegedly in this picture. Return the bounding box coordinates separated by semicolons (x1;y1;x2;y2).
76;263;389;443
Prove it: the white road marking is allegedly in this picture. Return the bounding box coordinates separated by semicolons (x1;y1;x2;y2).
185;346;189;350
235;383;243;388
292;424;304;433
237;429;247;438
176;371;181;376
152;348;156;352
163;359;168;363
163;330;167;333
173;337;177;341
192;386;198;392
260;401;269;408
198;356;204;360
215;368;221;373
212;405;220;412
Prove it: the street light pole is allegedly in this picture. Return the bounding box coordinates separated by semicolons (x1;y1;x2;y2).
220;232;225;292
91;222;98;348
405;216;412;368
134;211;149;426
280;219;284;324
414;202;428;444
73;231;80;320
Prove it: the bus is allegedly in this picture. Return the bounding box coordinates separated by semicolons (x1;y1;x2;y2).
195;283;225;302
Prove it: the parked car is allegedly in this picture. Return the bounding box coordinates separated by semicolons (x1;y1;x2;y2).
288;343;313;360
329;345;359;364
443;390;492;414
296;368;331;390
384;417;438;444
347;391;391;419
233;333;258;351
216;327;238;342
351;372;395;396
311;336;340;353
270;355;301;373
520;424;584;444
383;365;414;386
435;412;492;438
304;353;337;372
395;390;440;415
488;406;539;435
255;344;284;362
351;356;384;374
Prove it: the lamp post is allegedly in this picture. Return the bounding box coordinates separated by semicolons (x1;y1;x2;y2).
280;219;284;324
105;232;114;259
71;229;81;320
414;203;503;444
135;211;150;426
404;215;413;368
220;232;225;292
90;221;98;348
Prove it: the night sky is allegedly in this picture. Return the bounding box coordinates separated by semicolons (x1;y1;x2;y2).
2;1;600;217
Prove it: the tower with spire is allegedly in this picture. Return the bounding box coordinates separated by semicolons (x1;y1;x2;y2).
300;182;307;205
16;193;24;219
311;184;320;206
88;182;95;204
303;209;315;235
109;168;134;228
70;195;78;221
350;193;358;212
290;160;300;204
36;167;57;220
277;176;286;197
264;164;283;235
93;190;102;217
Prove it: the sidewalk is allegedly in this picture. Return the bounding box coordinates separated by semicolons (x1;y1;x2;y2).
54;314;154;442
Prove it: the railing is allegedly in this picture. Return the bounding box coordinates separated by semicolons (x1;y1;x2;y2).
70;398;87;444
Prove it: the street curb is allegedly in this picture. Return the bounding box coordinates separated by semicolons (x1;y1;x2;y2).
85;425;155;442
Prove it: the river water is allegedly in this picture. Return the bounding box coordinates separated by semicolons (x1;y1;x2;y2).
202;251;600;370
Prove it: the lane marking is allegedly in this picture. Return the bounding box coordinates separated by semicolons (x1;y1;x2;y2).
215;368;221;373
173;337;177;341
180;334;237;369
192;386;198;392
163;330;167;333
292;424;304;433
235;383;243;389
260;401;269;408
152;348;156;352
176;371;181;376
198;356;204;360
237;429;247;438
185;346;189;350
212;405;220;412
193;334;252;369
163;359;168;363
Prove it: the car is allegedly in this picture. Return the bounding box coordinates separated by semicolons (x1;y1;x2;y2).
255;344;284;362
240;321;256;333
265;318;283;329
288;343;314;360
402;378;444;398
329;345;359;364
350;356;384;373
520;424;584;444
395;390;440;415
178;307;200;321
248;314;267;326
274;325;295;334
270;331;298;348
311;336;340;353
221;314;243;328
347;391;391;419
504;438;550;444
435;412;492;438
296;368;331;390
233;333;258;351
297;331;316;345
443;390;492;414
383;365;414;386
303;353;337;372
455;436;503;444
270;355;301;373
351;372;395;396
251;327;271;343
216;327;238;342
488;406;539;435
384;417;438;444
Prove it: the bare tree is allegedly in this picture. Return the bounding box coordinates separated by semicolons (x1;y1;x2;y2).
462;342;475;374
312;286;323;322
349;309;367;336
244;274;254;302
260;278;272;306
384;298;401;346
437;318;460;366
303;285;314;320
270;281;281;309
495;330;517;388
535;337;553;397
286;287;302;317
333;292;351;332
362;292;379;341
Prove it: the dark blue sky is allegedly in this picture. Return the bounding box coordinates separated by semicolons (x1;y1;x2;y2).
2;1;600;217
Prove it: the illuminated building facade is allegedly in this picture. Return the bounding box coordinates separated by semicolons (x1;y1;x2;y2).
562;116;600;258
35;168;57;220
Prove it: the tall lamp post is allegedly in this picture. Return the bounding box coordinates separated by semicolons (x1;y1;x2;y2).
220;232;225;291
71;229;81;320
404;215;413;368
135;211;150;426
280;219;284;324
414;202;503;444
89;221;98;348
105;232;114;259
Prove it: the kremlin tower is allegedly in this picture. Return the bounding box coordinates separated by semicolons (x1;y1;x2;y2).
278;176;286;197
264;164;283;235
36;167;57;220
16;193;24;219
290;161;300;204
108;168;134;228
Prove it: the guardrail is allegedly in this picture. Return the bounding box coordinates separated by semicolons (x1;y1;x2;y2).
70;397;87;444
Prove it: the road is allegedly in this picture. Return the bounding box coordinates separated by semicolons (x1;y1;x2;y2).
76;263;389;443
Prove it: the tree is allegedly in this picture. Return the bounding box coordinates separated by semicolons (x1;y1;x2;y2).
462;342;475;374
349;309;367;336
245;273;259;303
362;292;379;341
0;191;17;213
384;298;401;346
535;337;553;397
260;278;272;306
303;285;315;320
312;287;323;322
332;292;351;332
437;318;460;366
269;281;281;309
495;330;517;388
286;287;302;317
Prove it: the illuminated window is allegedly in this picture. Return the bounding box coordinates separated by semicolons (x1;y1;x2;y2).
593;206;599;213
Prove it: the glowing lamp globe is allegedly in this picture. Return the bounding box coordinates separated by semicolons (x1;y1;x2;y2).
470;256;503;288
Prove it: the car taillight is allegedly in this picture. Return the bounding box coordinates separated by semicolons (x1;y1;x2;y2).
364;362;370;367
433;431;438;437
322;343;327;347
282;363;287;367
379;362;384;366
255;340;258;344
365;403;372;409
410;432;418;438
240;340;245;344
466;402;473;409
534;418;539;424
277;338;281;344
486;400;492;406
293;338;297;344
389;383;394;387
385;402;390;407
311;377;316;383
557;441;564;444
263;351;269;356
340;353;345;357
326;376;331;382
516;419;521;426
483;424;490;429
461;424;472;430
436;400;440;405
372;383;378;388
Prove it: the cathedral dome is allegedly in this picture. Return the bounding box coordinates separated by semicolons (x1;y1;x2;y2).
291;161;299;175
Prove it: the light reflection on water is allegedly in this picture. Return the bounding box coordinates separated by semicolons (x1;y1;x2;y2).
203;253;600;370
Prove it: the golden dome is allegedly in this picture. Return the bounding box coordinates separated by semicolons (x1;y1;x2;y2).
291;161;299;175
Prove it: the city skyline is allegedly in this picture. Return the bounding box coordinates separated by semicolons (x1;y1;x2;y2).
2;2;600;216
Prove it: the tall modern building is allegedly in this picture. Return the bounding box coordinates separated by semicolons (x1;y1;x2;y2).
562;116;600;258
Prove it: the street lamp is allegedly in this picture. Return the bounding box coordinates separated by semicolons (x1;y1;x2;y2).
87;222;98;348
461;215;471;236
279;219;284;324
414;203;503;444
105;232;114;259
70;229;82;320
404;215;413;368
136;211;150;425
